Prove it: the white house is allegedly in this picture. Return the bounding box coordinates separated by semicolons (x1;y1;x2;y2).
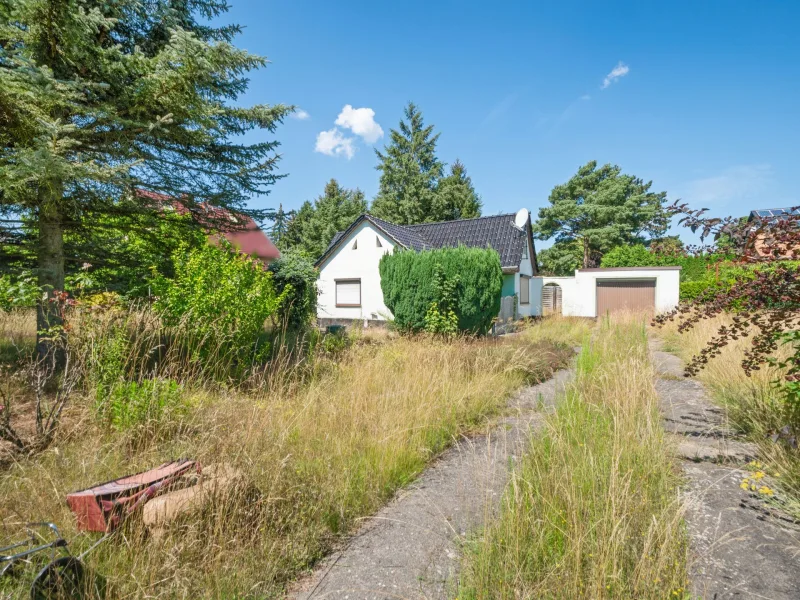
315;212;538;326
315;212;682;326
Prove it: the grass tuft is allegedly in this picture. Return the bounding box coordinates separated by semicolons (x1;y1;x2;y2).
0;310;573;598
659;315;800;514
460;316;688;599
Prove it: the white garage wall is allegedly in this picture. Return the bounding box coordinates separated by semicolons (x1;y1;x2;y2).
536;268;681;317
540;276;579;316
317;222;395;321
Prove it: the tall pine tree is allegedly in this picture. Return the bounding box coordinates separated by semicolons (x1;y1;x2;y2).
371;103;444;225
433;159;482;220
280;180;367;259
534;161;669;269
0;0;290;356
270;204;293;246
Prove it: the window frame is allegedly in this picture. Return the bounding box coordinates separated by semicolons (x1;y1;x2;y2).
335;278;362;308
519;275;531;305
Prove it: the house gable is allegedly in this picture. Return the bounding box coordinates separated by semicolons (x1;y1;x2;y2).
316;221;396;321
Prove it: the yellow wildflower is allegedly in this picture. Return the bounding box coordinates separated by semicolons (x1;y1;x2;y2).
753;471;765;480
758;486;774;496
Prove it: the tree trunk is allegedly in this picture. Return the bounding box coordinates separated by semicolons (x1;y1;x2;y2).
36;179;66;361
582;238;591;269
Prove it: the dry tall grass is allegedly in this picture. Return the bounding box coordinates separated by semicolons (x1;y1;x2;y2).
460;317;688;599
659;315;800;512
0;310;573;598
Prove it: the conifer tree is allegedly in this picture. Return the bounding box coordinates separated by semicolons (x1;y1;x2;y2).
280;180;366;259
0;0;290;356
433;159;482;220
371;103;444;225
534;161;669;269
270;204;293;246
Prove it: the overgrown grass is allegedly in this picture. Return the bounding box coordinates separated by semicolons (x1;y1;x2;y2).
0;310;572;598
0;309;34;363
460;316;688;599
659;315;800;513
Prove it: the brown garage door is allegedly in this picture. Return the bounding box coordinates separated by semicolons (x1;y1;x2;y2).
596;279;656;315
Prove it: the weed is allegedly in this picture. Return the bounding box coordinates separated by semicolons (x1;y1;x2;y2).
460;317;688;599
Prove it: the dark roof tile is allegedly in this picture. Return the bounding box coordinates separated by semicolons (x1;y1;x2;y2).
318;213;531;271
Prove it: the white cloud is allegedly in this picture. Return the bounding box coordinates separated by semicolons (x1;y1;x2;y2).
335;105;384;143
601;61;630;89
680;164;774;204
580;94;592;101
291;108;310;120
314;128;355;159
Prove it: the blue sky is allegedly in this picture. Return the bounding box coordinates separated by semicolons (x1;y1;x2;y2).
223;0;800;248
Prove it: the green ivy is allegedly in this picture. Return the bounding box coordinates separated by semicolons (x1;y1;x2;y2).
424;264;460;337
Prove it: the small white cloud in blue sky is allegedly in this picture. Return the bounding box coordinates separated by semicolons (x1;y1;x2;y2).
335;105;384;143
315;128;355;159
601;62;630;89
581;94;592;101
315;105;383;159
291;108;310;120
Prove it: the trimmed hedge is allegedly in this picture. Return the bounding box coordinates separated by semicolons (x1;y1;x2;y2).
600;244;729;281
379;246;503;335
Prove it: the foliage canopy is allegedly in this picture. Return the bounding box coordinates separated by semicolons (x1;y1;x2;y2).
534;161;669;269
279;179;367;259
0;0;289;353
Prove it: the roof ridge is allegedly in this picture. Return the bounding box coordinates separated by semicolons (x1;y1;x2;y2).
404;213;517;228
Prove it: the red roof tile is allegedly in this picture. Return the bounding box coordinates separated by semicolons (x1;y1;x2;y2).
134;189;280;262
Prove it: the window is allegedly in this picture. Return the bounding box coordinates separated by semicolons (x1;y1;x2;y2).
376;236;382;247
335;279;361;307
519;275;530;305
522;240;528;259
352;239;358;250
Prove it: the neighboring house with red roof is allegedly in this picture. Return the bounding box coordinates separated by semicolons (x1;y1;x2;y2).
135;189;280;263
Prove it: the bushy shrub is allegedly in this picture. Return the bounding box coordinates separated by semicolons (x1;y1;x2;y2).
600;244;727;281
0;273;39;311
680;278;732;301
379;246;502;335
153;241;287;366
268;251;318;330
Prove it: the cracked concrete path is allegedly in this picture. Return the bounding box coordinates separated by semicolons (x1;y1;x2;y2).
651;340;800;600
290;368;574;600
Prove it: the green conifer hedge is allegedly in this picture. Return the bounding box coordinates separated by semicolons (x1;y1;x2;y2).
379;246;503;335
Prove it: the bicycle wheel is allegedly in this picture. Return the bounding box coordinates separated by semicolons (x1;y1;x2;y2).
30;557;85;600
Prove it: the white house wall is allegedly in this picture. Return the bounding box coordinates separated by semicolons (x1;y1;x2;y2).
514;240;536;317
536;268;681;318
317;222;394;321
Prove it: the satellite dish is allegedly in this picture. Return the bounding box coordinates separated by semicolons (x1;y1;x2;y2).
514;208;530;229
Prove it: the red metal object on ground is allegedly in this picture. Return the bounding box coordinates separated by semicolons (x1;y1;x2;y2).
66;460;200;532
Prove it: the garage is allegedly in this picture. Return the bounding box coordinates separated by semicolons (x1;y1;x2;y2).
537;267;680;318
596;279;656;315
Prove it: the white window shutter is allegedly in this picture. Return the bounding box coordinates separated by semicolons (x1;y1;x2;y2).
336;280;361;306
